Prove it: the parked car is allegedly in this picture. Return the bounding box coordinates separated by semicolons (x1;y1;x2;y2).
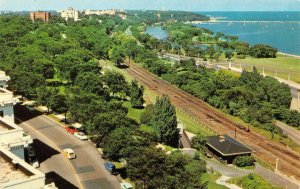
63;148;76;159
24;146;39;168
60;118;71;124
74;132;88;140
65;126;78;134
26;105;35;112
120;182;133;189
104;162;119;175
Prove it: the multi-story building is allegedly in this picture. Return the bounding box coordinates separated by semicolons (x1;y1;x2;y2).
61;7;79;21
0;71;19;124
84;9;126;19
0;146;56;189
0;71;10;89
0;116;32;160
30;12;51;22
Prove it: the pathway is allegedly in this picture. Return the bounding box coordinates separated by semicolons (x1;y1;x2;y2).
275;121;300;145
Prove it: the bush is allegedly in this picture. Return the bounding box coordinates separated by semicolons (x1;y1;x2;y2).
236;54;246;59
233;156;255;167
140;104;154;125
191;135;207;152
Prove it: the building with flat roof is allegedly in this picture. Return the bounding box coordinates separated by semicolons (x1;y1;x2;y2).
30;12;51;22
61;7;79;21
84;9;126;19
0;146;56;189
206;135;253;163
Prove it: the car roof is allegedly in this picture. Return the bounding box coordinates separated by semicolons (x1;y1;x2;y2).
63;148;74;153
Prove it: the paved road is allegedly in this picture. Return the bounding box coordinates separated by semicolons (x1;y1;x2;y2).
16;107;120;189
275;121;300;145
206;159;299;189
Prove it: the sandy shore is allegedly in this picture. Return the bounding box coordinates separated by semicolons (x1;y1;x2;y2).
278;52;300;59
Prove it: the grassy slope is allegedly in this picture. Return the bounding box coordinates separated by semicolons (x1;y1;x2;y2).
201;173;228;189
235;54;300;83
229;174;282;189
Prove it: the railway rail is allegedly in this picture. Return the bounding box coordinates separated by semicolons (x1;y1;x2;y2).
125;62;300;180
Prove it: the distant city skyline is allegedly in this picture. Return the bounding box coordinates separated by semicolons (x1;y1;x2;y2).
0;0;300;11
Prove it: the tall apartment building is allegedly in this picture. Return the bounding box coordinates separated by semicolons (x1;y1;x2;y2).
30;12;51;22
0;116;32;159
0;71;19;124
0;71;56;188
0;71;10;89
61;7;79;21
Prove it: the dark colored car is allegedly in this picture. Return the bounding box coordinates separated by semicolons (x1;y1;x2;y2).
65;126;78;134
104;162;119;175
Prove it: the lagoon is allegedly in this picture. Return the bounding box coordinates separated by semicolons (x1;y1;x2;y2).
145;26;168;40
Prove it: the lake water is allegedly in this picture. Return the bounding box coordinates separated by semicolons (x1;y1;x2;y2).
145;26;168;40
195;11;300;56
146;12;300;56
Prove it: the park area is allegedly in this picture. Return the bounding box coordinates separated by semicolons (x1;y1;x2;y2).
233;54;300;83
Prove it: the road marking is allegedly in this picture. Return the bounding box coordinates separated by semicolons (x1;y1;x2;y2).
16;117;85;189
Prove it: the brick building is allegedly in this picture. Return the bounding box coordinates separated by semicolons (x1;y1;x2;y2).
30;12;51;22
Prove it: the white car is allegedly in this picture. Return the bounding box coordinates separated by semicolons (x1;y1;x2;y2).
26;105;35;112
74;132;88;140
63;148;76;159
120;182;133;189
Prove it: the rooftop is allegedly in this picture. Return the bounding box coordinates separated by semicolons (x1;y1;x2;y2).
0;146;45;188
0;156;29;184
0;117;17;131
206;135;253;156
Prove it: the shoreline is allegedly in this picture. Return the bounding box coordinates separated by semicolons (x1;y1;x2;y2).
278;52;300;59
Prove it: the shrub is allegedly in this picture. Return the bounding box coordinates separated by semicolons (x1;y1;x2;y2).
191;135;207;152
236;54;246;59
140;104;154;125
233;156;255;167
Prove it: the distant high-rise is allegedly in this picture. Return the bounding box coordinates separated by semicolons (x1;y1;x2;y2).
30;11;51;22
61;7;79;21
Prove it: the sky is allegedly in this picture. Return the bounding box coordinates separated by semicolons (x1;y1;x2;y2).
0;0;300;11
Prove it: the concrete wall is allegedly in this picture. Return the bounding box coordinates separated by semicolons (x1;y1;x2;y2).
0;104;14;124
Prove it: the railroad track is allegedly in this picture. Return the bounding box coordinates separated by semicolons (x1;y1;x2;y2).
125;63;300;180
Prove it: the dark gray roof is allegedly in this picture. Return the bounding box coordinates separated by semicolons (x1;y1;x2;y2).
206;135;253;156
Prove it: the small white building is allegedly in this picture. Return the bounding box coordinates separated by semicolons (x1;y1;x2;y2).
0;146;56;189
60;7;79;21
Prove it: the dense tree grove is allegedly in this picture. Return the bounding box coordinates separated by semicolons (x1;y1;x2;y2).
249;44;277;58
0;11;297;188
150;95;180;147
0;15;208;188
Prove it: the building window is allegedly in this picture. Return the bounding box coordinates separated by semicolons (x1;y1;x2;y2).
0;111;3;117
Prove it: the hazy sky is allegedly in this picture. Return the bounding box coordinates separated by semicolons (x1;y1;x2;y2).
0;0;300;11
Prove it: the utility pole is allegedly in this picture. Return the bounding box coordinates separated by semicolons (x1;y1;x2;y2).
297;89;300;111
235;125;237;139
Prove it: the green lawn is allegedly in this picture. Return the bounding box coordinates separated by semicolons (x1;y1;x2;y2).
229;173;282;189
201;173;228;189
234;54;300;83
122;101;145;124
176;109;212;136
